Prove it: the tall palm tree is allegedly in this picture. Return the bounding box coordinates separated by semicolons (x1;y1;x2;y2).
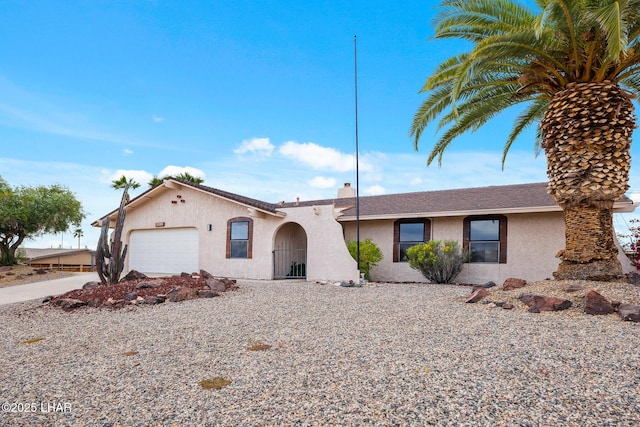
411;0;640;281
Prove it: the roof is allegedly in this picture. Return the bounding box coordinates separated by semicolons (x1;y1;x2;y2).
23;248;95;261
280;182;634;220
94;178;283;225
94;180;635;226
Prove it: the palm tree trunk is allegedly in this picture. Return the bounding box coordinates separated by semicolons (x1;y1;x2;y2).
555;201;622;280
541;82;636;281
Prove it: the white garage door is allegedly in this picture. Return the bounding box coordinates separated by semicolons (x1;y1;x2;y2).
129;228;199;274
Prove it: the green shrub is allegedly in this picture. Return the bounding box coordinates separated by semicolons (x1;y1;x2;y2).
347;238;383;280
405;240;469;284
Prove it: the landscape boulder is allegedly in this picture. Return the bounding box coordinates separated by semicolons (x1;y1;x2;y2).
618;304;640;322
519;294;572;312
503;278;527;291
466;288;490;303
121;270;148;282
562;284;586;293
51;298;87;312
206;279;228;293
167;286;199;302
135;281;160;290
198;289;220;298
82;281;101;290
200;269;215;280
583;290;615;315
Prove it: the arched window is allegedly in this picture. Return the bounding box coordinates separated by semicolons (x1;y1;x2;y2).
226;217;253;259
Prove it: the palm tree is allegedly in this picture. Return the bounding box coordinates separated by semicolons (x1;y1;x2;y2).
411;0;640;281
147;173;204;188
175;172;204;185
73;227;83;249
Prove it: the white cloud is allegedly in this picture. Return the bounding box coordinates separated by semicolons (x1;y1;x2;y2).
233;137;274;156
152;115;165;123
123;148;134;156
158;165;206;179
409;176;423;186
279;141;372;172
102;169;154;186
308;176;336;189
365;185;386;195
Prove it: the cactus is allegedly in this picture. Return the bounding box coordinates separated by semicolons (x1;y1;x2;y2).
96;184;131;285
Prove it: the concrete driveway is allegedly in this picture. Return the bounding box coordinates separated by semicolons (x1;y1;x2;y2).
0;272;99;305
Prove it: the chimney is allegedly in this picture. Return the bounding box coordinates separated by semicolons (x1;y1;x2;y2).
337;182;356;198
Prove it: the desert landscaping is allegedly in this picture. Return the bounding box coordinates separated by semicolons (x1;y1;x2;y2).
1;269;639;426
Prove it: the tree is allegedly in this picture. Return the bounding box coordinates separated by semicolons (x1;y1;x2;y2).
148;172;205;188
73;227;84;249
0;176;84;265
411;0;640;281
347;238;383;280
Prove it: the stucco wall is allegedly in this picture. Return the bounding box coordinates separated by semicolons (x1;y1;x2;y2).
117;185;358;281
342;211;632;284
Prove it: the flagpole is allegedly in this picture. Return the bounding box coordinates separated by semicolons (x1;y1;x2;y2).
354;35;361;274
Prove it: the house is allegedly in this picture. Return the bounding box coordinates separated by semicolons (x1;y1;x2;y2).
93;179;636;284
24;248;95;272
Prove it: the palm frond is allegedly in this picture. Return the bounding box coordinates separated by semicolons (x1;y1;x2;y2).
502;98;549;167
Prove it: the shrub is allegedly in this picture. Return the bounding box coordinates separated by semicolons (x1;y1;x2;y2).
347;238;383;280
617;218;640;270
405;240;469;284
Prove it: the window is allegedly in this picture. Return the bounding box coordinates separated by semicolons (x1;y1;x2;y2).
393;219;430;262
226;217;253;259
463;215;507;263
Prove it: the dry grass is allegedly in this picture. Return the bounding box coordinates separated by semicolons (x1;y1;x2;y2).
0;264;75;289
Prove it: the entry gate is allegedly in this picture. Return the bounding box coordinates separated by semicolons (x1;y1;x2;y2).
272;247;307;279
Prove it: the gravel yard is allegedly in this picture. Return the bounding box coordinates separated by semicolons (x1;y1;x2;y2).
1;280;639;426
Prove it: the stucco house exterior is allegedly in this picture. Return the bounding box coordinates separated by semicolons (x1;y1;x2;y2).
94;179;636;284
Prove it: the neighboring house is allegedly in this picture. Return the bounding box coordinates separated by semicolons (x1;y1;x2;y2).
93;179;636;284
24;248;95;272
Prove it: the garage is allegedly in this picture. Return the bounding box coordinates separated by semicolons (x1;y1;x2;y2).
128;228;199;274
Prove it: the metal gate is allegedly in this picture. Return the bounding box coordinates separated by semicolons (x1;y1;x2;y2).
273;246;307;279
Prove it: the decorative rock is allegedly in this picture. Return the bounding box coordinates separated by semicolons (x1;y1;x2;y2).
200;269;215;280
34;268;47;275
502;303;514;310
562;284;586;293
625;272;640;286
167;286;199;302
206;279;227;293
519;294;572;312
82;281;101;290
52;298;87;312
144;295;166;305
135;281;160;290
198;289;220;298
180;272;191;277
121;270;148;282
618;304;640;322
124;292;138;301
41;296;54;304
466;288;490;303
503;278;527;291
583;290;614;315
87;299;103;308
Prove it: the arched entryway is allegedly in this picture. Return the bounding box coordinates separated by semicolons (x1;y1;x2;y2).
273;222;307;279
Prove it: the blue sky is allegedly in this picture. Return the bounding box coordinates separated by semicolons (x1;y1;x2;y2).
1;0;638;249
